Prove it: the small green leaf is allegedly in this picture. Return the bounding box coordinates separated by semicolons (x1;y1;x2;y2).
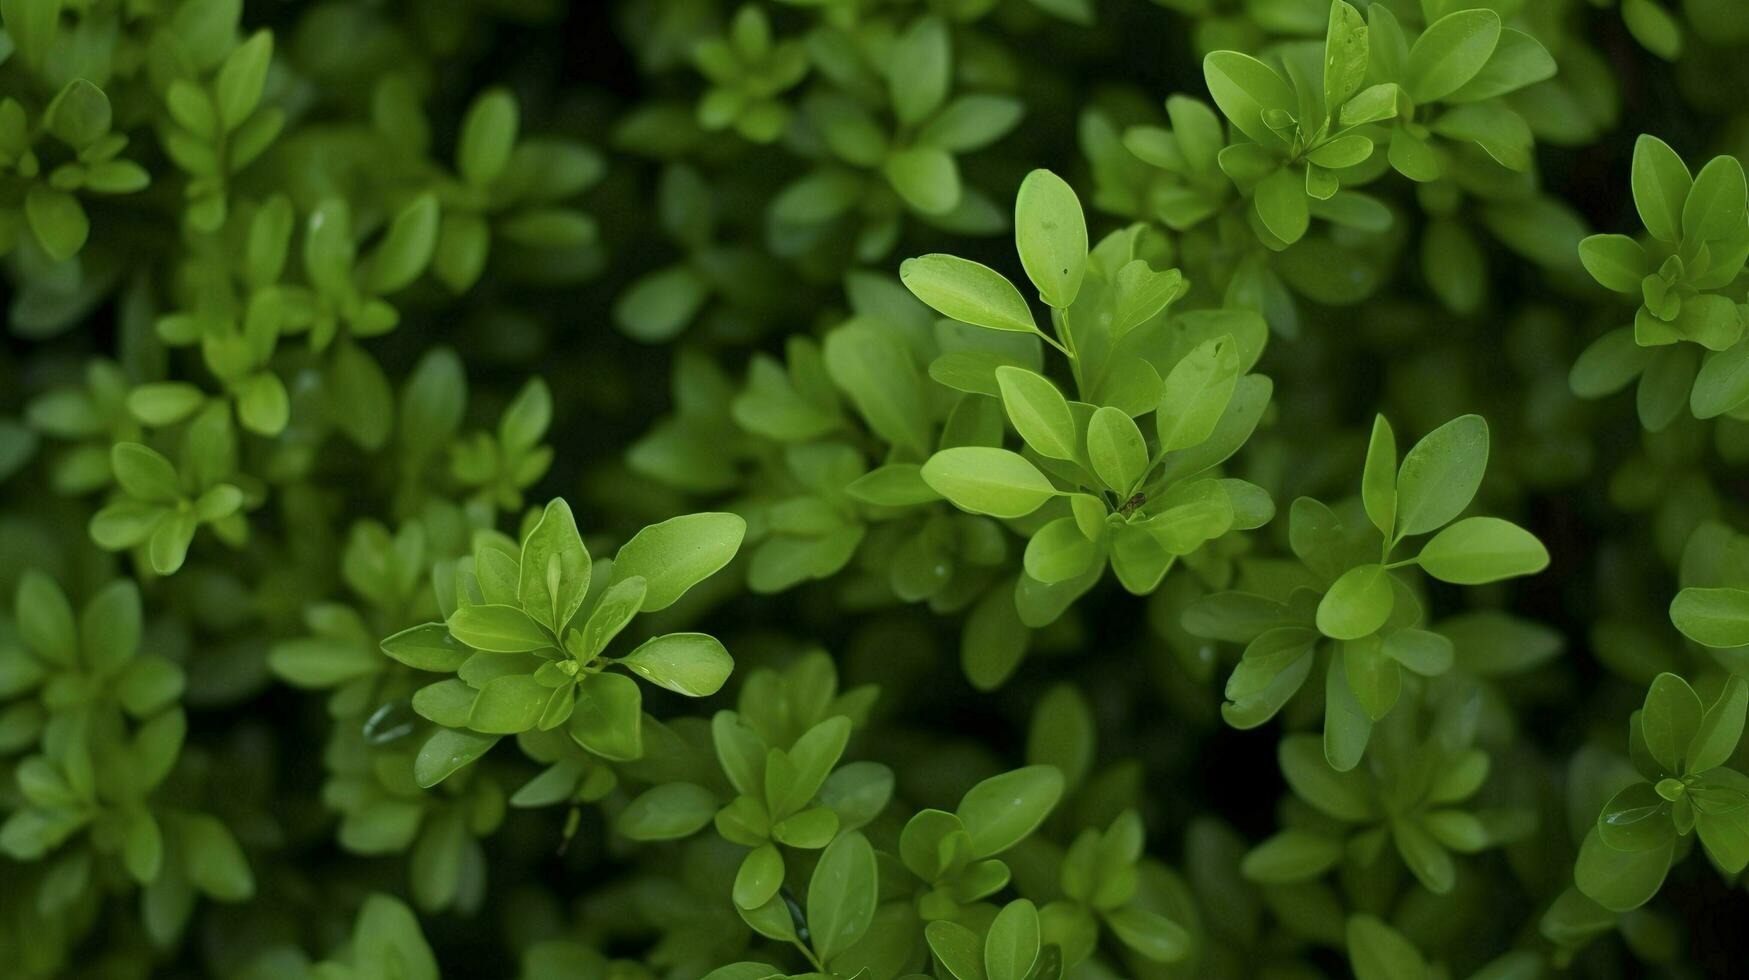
1086;406;1147;492
921;447;1058;519
518;498;592;634
1672;587;1749;648
956;765;1063;857
807;830;877;962
1403;10;1501;104
1316;564;1393;640
995;366;1078;462
1632;134;1692;244
610;512;746;611
1682;155;1747;243
1416;517;1549;584
458;88;518;185
985;899;1041;980
617;782;718;840
1157;336;1240;453
900;254;1038;334
1013;169;1088;308
1361;415;1396;538
1347;914;1428;980
618;632;733;696
1394;414;1488;538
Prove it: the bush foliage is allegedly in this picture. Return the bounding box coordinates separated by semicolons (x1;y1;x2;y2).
3;0;1749;977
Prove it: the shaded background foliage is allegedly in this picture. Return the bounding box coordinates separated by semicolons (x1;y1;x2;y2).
5;0;1749;978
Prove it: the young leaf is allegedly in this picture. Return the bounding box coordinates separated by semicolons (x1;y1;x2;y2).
1403;10;1501;104
900;254;1038;334
610;513;747;611
807;831;878;962
1394;414;1488;538
1361;414;1396;538
1415;517;1549;584
1013;169;1088;309
1632;134;1692;244
921;447;1058;519
995;366;1078;461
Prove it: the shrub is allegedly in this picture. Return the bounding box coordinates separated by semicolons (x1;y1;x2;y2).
2;0;1749;977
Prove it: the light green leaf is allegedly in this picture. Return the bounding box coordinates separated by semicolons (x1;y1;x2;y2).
1013;169;1088;308
1394;414;1488;538
610;512;746;611
1416;517;1549;584
900;254;1038;334
618;632;733;696
921;447;1058;519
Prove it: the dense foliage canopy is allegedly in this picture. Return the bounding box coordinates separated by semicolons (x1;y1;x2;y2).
3;0;1749;977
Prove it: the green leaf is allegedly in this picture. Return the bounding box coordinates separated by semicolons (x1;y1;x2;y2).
16;572;75;664
1578;234;1648;293
468;673;550;734
1693;345;1749;419
734;844;785;911
1416;517;1549;584
921;447;1058;519
1242;827;1344;883
899;254;1038;334
459;88;518;185
1683;155;1747;243
182;813;254;901
1111;260;1185;336
572;671;643;761
1361;415;1396;538
112;442;182;503
1632;134;1692;244
370;194;441;293
353;894;439;980
1347;914;1428;980
618;632;733;696
1596;781;1674;852
215;30;272;131
1575;825;1673;912
1157;335;1241;453
925;920;987;980
1013;169;1088;308
610;512;746;611
807;830;877;962
46;79;111;148
1254;166;1310;244
1394;414;1488;538
381;623;470;672
1403;10;1501;104
1202;50;1296;147
518;498;591;634
447;604;550;653
1105;906;1191;963
1323;1;1369;114
1316;564;1393;640
1642;672;1703;774
985;899;1040;980
25;186;90;262
956;765;1063;857
413;729;498;788
884;145;960;215
1343;636;1400;721
1024;518;1098;584
617;782;718;840
995;366;1078;461
1;0;63;68
1446;29;1556;102
1086;406;1147;492
1671;587;1749;648
888;16;950;127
